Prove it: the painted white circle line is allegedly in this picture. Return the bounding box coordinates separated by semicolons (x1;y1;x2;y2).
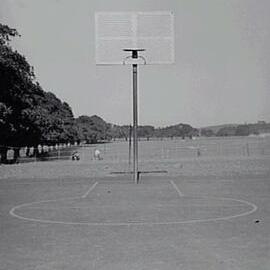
9;196;258;226
81;181;99;198
9;181;99;221
170;180;184;197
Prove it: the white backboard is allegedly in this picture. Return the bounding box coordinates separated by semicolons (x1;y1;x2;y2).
95;11;175;65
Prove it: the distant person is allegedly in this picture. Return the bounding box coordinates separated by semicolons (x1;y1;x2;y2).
72;151;80;161
94;149;102;160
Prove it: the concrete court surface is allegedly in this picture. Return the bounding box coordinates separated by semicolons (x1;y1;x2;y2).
0;175;269;270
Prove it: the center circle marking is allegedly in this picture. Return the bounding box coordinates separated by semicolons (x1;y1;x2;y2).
10;196;257;226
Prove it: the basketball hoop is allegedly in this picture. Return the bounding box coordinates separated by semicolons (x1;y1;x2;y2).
95;11;175;183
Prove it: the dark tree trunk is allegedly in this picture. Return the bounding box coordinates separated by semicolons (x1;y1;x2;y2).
14;148;20;163
0;147;8;164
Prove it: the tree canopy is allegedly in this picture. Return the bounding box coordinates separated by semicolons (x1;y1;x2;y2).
0;23;78;162
75;115;111;144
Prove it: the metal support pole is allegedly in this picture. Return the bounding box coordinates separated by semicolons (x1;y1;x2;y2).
123;48;145;184
128;124;132;169
133;64;138;184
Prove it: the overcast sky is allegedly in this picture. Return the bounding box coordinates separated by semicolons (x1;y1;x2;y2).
1;0;269;127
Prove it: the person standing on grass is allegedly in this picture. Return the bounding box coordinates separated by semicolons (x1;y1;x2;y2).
94;148;102;160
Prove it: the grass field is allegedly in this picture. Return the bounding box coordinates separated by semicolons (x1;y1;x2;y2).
0;137;270;269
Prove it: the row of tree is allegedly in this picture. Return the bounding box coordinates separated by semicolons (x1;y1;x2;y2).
0;24;83;163
201;122;270;137
106;123;198;141
75;117;198;142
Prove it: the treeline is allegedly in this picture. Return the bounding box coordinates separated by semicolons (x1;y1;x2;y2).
108;123;198;141
0;24;114;163
0;24;81;163
75;118;198;142
201;122;270;137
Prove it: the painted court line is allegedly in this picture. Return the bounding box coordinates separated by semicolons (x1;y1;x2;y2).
9;197;258;226
170;180;184;197
9;181;99;221
9;180;258;226
81;182;98;198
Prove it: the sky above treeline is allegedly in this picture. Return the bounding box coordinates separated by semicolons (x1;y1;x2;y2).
1;0;269;128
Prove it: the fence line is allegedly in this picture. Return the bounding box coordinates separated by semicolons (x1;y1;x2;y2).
1;137;270;164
